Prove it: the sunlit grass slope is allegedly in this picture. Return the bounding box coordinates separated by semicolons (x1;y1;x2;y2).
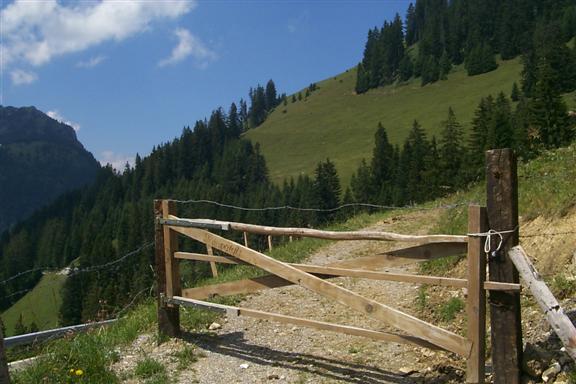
246;58;523;186
1;272;66;336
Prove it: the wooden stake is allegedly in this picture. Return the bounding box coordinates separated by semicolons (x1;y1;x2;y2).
0;319;10;384
155;199;180;341
206;245;218;278
243;231;249;248
267;235;273;251
486;149;522;384
466;206;487;383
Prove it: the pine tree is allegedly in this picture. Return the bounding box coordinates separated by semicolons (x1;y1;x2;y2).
439;51;452;80
465;41;497;76
350;159;374;205
313;159;341;224
530;60;574;148
490;92;515;149
399;55;414;81
265;80;278;110
370;123;395;204
438;107;465;190
468;96;494;176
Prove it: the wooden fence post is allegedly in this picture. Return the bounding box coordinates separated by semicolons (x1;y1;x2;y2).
155;199;181;341
466;205;487;384
0;320;10;384
486;149;522;384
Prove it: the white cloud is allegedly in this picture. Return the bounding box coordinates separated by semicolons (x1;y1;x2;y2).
76;55;106;68
46;110;81;132
10;69;38;85
158;28;216;68
1;0;195;68
99;150;134;172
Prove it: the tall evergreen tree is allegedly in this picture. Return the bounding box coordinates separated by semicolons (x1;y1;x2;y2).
530;60;574;148
313;159;341;224
438;107;465;190
370;124;395;204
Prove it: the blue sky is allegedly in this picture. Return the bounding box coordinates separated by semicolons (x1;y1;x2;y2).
1;0;410;169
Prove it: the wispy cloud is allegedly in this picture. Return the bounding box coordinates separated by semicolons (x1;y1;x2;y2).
1;0;195;83
10;69;37;85
46;110;81;132
158;28;216;68
99;150;134;172
287;11;310;34
76;55;106;69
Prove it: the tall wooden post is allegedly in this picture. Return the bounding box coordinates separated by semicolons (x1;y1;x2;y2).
155;199;181;341
466;205;487;384
486;149;522;383
0;320;10;384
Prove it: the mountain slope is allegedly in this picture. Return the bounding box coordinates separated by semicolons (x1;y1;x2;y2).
0;106;100;232
246;58;522;185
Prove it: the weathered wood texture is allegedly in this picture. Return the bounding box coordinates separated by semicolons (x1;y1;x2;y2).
171;225;470;356
169;296;445;351
466;206;487;384
0;319;10;384
167;216;467;243
206;245;218;277
509;246;576;360
175;251;518;294
155;200;180;340
486;149;522;384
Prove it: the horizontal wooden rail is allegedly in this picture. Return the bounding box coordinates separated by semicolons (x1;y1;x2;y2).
176;251;519;292
167;296;446;351
167;215;468;243
4;319;116;348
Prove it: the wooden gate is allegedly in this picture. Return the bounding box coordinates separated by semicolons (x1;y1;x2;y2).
155;200;521;383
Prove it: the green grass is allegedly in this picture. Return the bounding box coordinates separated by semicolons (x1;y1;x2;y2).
12;301;156;384
438;297;465;322
134;357;168;383
1;272;66;336
246;58;523;186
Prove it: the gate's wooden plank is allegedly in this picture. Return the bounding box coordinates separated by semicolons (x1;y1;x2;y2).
169;296;446;351
509;246;576;361
466;206;487;384
175;252;247;264
385;242;467;260
167;215;467;243
182;275;291;299
170;226;471;356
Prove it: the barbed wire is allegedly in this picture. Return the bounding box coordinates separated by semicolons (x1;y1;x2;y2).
169;198;476;213
1;241;153;287
520;231;576;238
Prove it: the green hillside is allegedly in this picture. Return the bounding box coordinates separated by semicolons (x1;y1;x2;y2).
1;272;66;336
246;58;523;186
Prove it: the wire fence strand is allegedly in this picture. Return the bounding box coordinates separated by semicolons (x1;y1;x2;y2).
1;241;153;286
168;198;476;212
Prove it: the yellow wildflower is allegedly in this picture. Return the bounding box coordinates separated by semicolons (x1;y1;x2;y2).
75;369;84;376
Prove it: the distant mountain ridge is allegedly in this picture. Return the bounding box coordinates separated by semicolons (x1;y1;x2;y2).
0;105;99;233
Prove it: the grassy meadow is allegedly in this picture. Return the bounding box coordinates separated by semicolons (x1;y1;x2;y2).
1;272;66;336
246;58;523;186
